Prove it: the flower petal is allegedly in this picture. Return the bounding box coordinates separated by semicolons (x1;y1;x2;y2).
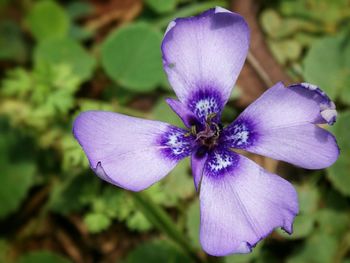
222;82;339;169
162;7;249;122
199;148;298;256
73;111;194;191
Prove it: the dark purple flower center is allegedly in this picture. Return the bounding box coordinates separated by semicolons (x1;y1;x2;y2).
193;114;223;149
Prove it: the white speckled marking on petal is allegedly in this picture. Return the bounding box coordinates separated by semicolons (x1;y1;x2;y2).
159;126;194;160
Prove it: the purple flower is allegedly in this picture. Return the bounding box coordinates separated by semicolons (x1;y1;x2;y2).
73;7;339;256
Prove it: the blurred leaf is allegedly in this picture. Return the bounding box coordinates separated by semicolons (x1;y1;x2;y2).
294;32;318;48
0;162;35;218
221;105;238;124
268;39;302;64
224;242;263;263
327;111;350;196
77;99;114;112
26;0;69;42
61;133;90;171
160;159;194;207
84;212;111;233
101;22;164;92
122;239;192;263
145;0;177;14
49;173;101;215
0;132;36;219
280;182;320;239
92;187;133;220
277;214;314;240
68;24;93;41
1;68;32;99
66;1;93;19
152;97;184;127
313;190;346;248
303;32;350;102
34;38;96;82
279;0;350;29
17;251;72;263
260;9;281;38
297;183;320;213
255;250;280;263
186;199;200;248
126;211;152;232
287;232;338;263
0;239;9;263
260;9;321;39
0;20;27;62
316;209;349;237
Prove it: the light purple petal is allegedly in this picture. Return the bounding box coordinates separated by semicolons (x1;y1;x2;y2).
73;111;193;191
222;82;339;169
162;7;249;122
199;148;298;256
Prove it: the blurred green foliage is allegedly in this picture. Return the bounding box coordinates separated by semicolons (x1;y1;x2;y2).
0;0;350;262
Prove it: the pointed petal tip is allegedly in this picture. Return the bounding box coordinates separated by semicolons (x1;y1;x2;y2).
72;111;188;192
199;151;299;256
214;6;230;14
294;82;338;125
234;82;340;169
161;6;250;106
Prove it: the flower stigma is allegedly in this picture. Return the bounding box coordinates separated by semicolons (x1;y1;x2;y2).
186;113;223;149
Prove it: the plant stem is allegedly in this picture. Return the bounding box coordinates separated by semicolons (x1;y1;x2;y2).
246;52;274;88
132;192;202;263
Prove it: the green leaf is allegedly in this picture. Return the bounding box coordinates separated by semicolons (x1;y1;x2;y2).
66;1;93;20
49;173;101;215
303;32;350;102
61;133;90;171
185;199;200;249
287;232;338;263
26;0;70;42
126;211;152;232
34;38;96;81
277;214;314;240
122;239;192;263
0;239;9;263
297;183;320;214
101;22;164;92
327;111;350;196
0;131;36;219
160;159;194;207
316;208;349;237
260;9;321;39
17;251;72;263
279;0;350;28
0;20;27;62
145;0;177;14
268;39;302;65
224;242;263;263
152;97;184;128
93;187;133;220
84;212;111;233
68;24;93;41
278;183;319;239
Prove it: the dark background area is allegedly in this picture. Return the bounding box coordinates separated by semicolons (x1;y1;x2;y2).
1;0;350;262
